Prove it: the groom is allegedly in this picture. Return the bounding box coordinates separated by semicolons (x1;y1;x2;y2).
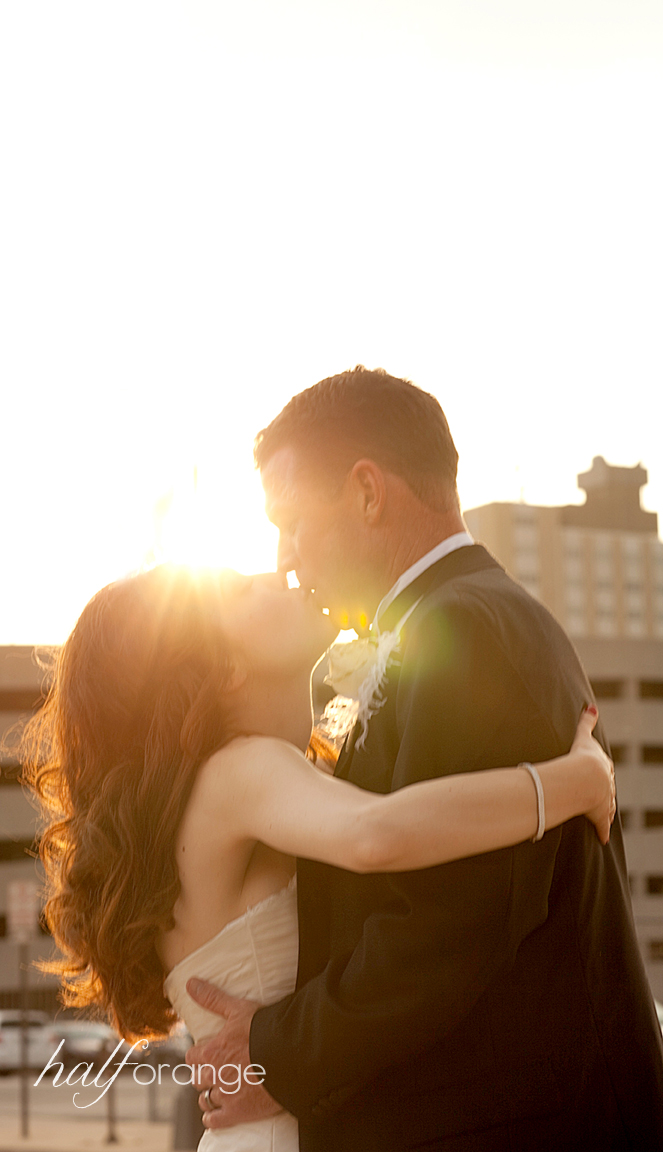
187;367;663;1149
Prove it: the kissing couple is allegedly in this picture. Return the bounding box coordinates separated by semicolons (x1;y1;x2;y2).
25;367;663;1150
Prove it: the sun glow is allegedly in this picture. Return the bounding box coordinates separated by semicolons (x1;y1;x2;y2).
150;464;279;576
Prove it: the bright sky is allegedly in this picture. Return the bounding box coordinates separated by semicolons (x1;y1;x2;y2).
1;1;662;643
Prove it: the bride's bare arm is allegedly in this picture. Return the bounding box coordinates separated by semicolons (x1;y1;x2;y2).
210;708;614;873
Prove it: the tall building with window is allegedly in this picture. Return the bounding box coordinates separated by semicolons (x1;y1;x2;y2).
465;457;663;999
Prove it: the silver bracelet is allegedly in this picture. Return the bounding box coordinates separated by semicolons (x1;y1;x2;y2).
519;762;546;842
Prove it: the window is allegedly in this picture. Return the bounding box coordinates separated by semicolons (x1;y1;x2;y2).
642;746;663;764
594;534;614;558
514;549;540;580
564;557;585;581
646;877;663;895
563;528;584;555
0;690;44;712
0;1019;48;1030
620;809;632;830
0;839;35;862
622;540;643;580
595;613;616;637
565;585;586;610
595;586;615;606
640;681;663;699
644;811;663;828
514;525;539;551
594;556;614;582
623;569;643;586
622;534;643;557
590;680;624;700
626;614;646;638
566;612;587;637
0;905;45;939
0;762;21;786
611;745;627;765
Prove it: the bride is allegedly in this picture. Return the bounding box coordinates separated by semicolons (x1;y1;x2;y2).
22;563;614;1151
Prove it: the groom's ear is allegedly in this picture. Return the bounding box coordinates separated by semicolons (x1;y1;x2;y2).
347;459;387;525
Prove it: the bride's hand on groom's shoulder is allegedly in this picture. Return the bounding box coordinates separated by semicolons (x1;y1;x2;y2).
185;978;282;1129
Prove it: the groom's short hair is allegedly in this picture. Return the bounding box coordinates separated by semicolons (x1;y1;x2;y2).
254;366;459;511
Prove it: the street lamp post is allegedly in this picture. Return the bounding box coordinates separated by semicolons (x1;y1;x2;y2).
7;879;40;1140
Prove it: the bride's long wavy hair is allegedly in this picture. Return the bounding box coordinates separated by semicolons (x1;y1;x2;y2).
20;565;242;1041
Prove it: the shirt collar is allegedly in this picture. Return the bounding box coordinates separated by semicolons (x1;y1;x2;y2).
372;530;475;634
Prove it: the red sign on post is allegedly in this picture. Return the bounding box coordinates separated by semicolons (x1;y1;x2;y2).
7;880;39;944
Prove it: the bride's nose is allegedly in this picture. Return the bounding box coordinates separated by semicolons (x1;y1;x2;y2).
252;572;289;592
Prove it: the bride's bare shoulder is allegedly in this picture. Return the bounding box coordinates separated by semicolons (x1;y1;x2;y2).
202;734;308;781
182;737;309;846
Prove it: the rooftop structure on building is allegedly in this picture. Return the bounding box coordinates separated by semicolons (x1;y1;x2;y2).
464;456;663;642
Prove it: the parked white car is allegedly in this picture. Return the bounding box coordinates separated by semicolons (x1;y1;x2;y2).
0;1010;60;1075
48;1020;122;1069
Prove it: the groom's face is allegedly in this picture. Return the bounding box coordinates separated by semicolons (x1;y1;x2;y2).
261;447;381;631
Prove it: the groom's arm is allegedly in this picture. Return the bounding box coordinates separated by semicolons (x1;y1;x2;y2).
249;596;579;1122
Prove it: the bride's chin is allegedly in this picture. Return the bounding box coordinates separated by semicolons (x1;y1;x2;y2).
317;610;340;646
299;592;337;639
300;625;336;669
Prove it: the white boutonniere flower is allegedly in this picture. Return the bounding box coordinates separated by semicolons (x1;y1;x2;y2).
325;638;380;701
321;597;422;751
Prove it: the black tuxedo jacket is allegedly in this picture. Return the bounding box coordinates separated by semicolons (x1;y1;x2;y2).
250;545;663;1150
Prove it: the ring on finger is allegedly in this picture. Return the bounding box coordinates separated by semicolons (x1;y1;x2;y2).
204;1087;214;1110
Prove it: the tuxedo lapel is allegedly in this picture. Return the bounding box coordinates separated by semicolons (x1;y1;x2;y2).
378;543;498;633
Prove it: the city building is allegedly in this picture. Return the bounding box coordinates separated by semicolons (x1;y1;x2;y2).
464;457;663;642
465;457;663;999
0;647;58;1010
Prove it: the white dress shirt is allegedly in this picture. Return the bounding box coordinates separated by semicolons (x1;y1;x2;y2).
372;530;474;634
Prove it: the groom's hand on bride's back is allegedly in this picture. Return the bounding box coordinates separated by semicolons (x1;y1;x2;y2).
185;978;282;1129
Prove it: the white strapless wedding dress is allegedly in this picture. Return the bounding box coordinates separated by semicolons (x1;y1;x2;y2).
164;877;300;1151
